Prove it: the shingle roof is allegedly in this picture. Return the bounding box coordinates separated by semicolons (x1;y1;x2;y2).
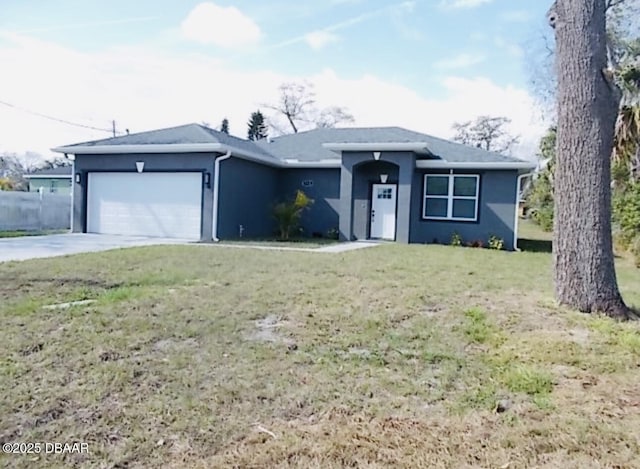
256;127;524;163
62;123;276;159
57;123;528;165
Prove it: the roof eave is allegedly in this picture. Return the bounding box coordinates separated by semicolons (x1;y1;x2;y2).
416;161;536;170
51;143;226;155
51;143;282;168
24;175;72;179
282;159;340;168
322;142;432;154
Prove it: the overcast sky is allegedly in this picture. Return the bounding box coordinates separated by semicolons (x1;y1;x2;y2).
0;0;552;160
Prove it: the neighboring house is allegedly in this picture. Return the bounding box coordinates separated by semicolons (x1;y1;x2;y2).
52;124;536;250
24;166;73;195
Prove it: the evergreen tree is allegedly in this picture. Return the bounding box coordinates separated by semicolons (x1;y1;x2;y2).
247;110;268;141
220;118;229;134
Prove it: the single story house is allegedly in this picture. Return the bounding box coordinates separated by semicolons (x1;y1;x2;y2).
24;166;73;195
53;124;536;250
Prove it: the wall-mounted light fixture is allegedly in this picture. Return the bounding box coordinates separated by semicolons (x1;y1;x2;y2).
204;172;211;188
135;161;145;173
373;151;381;161
380;174;388;184
75;173;81;184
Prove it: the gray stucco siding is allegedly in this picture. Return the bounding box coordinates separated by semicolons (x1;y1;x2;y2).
340;151;415;243
72;152;216;240
409;169;519;250
217;157;278;239
278;168;340;237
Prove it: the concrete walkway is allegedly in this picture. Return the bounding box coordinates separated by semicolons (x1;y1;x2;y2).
316;241;380;253
0;233;191;263
0;234;381;263
210;241;381;253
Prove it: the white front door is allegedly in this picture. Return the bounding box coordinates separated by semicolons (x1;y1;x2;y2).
370;184;397;240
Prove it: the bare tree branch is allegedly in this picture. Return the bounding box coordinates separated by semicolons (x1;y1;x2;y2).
264;81;355;134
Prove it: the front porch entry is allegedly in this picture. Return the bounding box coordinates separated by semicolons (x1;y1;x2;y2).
339;151;415;244
370;183;397;240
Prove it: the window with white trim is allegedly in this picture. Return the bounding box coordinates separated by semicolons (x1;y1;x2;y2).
423;174;479;221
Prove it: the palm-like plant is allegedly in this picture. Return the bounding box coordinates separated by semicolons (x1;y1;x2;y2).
613;104;640;182
272;190;313;240
612;42;640;186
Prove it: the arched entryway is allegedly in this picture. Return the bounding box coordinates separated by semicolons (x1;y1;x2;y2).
352;160;399;240
339;152;415;243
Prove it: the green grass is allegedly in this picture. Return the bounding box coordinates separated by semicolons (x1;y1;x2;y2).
1;223;640;468
0;229;67;238
219;236;339;249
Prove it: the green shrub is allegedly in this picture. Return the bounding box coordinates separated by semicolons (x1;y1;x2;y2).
0;177;16;191
632;236;640;268
531;205;554;232
272;190;314;240
450;232;463;247
325;227;339;240
488;235;504;250
613;182;640;249
526;128;556;232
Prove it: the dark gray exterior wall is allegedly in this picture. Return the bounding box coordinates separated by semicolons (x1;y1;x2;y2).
278;168;340;237
339;151;415;243
72;151;520;247
409;169;519;250
217;157;279;239
72;152;216;240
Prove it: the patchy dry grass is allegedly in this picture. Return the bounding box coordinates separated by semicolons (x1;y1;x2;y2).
1;224;640;468
219;237;338;249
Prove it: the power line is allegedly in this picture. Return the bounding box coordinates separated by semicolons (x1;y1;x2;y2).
0;99;115;133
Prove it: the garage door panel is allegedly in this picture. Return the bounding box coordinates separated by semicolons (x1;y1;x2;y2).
87;172;202;240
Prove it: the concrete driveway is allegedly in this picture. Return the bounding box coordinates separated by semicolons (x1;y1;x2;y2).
0;233;191;263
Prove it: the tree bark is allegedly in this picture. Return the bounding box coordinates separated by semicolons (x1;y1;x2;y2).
552;0;634;319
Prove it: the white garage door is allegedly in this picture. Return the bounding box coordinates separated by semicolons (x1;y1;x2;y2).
87;172;202;240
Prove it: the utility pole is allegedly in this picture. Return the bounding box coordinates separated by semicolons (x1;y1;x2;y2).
112;120;116;137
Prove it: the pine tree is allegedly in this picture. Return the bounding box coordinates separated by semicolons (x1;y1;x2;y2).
247;111;268;141
220;118;229;134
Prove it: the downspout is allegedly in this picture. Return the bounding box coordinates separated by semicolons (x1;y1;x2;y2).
212;150;232;241
513;172;533;251
65;153;75;233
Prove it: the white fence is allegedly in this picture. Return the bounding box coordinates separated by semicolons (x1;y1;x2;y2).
0;190;71;231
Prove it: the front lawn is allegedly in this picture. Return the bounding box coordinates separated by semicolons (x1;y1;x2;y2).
219;236;339;249
1;229;640;468
0;230;67;238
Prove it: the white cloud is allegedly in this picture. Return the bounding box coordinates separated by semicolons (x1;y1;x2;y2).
0;33;545;161
304;31;340;50
440;0;493;9
434;53;485;70
312;70;546;160
180;2;261;48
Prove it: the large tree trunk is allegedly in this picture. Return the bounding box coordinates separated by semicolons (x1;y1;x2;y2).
552;0;634;319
